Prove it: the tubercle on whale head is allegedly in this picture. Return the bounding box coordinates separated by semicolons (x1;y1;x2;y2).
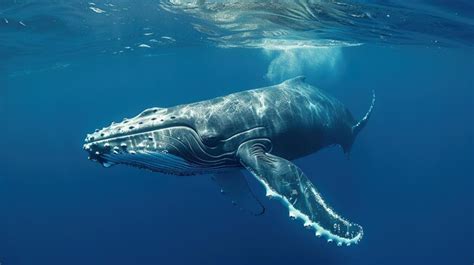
84;107;171;144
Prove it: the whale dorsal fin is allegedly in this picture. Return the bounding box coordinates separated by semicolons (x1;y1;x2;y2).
282;76;306;87
212;170;265;216
237;139;364;246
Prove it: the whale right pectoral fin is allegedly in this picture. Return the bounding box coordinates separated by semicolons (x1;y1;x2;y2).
236;140;364;246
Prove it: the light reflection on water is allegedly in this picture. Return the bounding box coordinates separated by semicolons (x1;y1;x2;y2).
1;0;473;61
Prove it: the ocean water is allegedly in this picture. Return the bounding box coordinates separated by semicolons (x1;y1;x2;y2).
1;1;473;265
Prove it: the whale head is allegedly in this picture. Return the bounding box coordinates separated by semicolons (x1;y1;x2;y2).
83;107;222;175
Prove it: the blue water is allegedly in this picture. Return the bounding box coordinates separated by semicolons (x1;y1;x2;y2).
1;1;473;265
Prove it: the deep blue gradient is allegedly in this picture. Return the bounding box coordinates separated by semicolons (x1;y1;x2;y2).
1;45;473;265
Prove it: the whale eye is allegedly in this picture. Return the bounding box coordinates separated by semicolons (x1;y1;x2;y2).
201;135;221;147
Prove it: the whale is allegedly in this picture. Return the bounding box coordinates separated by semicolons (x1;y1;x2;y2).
83;76;374;246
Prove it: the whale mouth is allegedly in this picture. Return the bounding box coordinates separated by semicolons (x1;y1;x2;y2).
84;124;239;175
83;132;198;175
83;106;187;168
83;127;181;170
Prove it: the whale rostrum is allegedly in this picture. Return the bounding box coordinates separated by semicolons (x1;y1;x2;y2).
84;76;375;246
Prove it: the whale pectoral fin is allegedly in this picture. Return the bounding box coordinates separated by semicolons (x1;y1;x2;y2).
237;140;364;246
212;170;265;216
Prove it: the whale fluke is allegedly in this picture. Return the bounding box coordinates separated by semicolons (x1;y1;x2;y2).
352;90;376;137
342;90;375;154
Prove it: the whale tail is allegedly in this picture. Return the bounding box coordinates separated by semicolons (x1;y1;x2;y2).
352;90;376;137
343;90;375;154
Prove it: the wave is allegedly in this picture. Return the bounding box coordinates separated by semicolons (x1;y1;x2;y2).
1;0;473;60
161;0;474;49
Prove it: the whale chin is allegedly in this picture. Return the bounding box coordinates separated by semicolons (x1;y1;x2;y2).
103;150;206;176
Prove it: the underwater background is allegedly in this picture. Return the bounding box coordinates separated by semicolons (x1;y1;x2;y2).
1;1;473;264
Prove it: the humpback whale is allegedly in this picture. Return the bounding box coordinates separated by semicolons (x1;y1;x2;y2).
83;76;374;246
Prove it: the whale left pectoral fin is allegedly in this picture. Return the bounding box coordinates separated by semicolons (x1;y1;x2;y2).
212;170;265;216
236;140;364;246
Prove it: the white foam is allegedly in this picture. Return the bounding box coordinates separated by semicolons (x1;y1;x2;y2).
89;6;106;14
161;36;176;42
265;47;342;82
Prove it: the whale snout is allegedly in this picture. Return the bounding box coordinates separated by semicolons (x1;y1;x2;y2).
84;107;171;143
83;107;176;168
83;106;223;175
83;124;175;170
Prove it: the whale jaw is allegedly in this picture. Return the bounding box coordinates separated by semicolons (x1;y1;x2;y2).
83;113;239;175
83;106;200;174
83;126;203;175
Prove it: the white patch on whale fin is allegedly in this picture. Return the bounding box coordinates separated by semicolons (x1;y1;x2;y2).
281;76;306;87
237;140;363;246
212;170;265;216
